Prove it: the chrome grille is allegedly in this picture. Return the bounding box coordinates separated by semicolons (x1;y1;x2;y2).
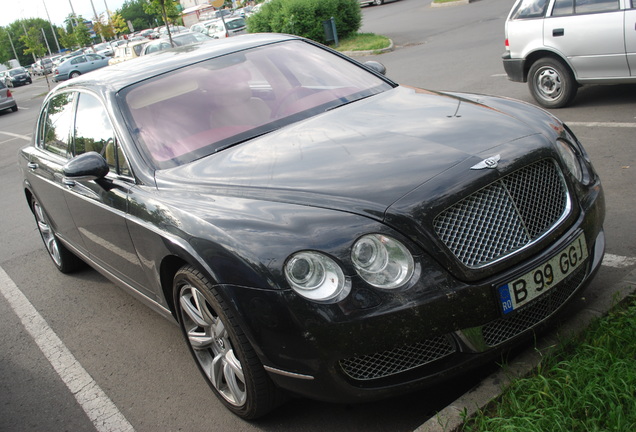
482;262;587;347
339;335;456;381
434;159;569;268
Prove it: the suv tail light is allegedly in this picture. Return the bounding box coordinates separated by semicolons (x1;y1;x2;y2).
7;89;12;97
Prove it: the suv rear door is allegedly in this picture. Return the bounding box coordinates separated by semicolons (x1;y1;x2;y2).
626;0;636;74
546;0;628;78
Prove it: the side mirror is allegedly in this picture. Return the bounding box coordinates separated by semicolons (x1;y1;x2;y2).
63;151;109;181
364;61;386;75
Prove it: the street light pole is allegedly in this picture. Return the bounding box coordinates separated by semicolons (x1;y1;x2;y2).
41;28;52;56
42;0;62;52
89;0;105;42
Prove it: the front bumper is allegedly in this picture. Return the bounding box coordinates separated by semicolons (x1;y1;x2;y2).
10;77;31;86
224;179;605;403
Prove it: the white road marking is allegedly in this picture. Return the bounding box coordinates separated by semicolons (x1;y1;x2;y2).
0;266;135;432
602;253;636;269
0;131;31;141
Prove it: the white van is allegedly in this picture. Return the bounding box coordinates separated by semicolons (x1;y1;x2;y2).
503;0;636;107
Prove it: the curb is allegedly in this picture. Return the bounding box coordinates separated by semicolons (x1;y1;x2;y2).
430;0;471;7
415;267;636;432
341;39;395;57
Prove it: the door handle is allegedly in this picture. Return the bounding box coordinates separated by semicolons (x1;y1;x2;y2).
553;28;564;37
27;162;39;170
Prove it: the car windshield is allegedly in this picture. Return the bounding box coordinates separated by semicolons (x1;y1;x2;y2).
122;40;393;169
174;32;212;45
10;68;26;76
226;18;246;30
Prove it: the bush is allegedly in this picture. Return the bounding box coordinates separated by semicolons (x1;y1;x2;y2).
247;0;362;45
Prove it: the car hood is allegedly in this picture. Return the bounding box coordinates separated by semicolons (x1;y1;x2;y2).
155;86;555;220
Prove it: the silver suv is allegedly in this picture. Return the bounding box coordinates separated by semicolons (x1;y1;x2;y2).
503;0;636;108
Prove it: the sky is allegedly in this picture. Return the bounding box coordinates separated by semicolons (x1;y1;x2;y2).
0;0;129;28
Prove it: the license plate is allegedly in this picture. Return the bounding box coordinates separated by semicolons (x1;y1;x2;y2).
497;234;588;315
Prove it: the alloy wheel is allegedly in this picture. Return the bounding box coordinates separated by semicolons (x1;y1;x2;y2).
178;284;247;406
33;201;63;268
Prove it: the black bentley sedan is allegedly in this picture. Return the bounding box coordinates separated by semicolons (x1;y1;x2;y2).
19;33;605;419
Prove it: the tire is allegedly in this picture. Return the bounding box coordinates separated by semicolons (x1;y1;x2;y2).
174;266;283;419
527;57;577;108
11;104;18;112
31;196;84;273
69;71;81;79
373;0;385;4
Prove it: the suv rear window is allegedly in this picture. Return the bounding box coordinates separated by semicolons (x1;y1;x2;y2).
511;0;549;18
552;0;619;16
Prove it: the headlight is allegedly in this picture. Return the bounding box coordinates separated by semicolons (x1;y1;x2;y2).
556;138;583;182
285;251;348;302
351;234;414;289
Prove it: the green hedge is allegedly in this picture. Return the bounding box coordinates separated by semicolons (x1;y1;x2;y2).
247;0;362;45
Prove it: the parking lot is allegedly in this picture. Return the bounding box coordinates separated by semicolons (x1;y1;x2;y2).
1;0;635;430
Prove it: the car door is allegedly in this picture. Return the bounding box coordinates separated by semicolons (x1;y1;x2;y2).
83;54;105;73
546;0;629;78
21;92;88;253
62;91;156;298
626;0;636;74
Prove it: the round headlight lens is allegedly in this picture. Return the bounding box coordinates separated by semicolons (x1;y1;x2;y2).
556;138;583;181
285;252;348;302
352;234;414;289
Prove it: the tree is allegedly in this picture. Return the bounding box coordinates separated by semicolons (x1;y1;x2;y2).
119;0;157;31
111;13;130;36
0;18;62;65
93;18;116;41
248;0;361;44
73;20;92;47
143;0;181;26
57;27;76;50
143;0;182;45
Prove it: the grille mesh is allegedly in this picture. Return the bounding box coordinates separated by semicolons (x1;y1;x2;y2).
434;159;568;268
339;335;456;381
482;262;587;347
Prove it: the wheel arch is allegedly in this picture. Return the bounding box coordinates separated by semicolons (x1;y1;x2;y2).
158;254;189;321
523;49;577;83
23;185;36;216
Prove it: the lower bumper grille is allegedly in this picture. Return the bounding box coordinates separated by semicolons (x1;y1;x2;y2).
339;335;456;381
482;262;588;347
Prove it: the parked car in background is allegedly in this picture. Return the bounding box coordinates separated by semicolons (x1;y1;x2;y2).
359;0;399;5
203;16;247;39
140;31;212;55
33;58;53;75
93;42;115;57
0;81;18;113
53;53;110;82
158;25;189;36
109;40;149;65
190;18;220;34
503;0;636;108
139;28;160;39
3;67;32;87
19;33;605;421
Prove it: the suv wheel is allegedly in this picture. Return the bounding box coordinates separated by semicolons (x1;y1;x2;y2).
528;57;577;108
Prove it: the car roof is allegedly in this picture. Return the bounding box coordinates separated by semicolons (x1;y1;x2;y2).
51;33;300;94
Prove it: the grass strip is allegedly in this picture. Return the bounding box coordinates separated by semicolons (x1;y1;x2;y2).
333;33;391;52
463;295;636;432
